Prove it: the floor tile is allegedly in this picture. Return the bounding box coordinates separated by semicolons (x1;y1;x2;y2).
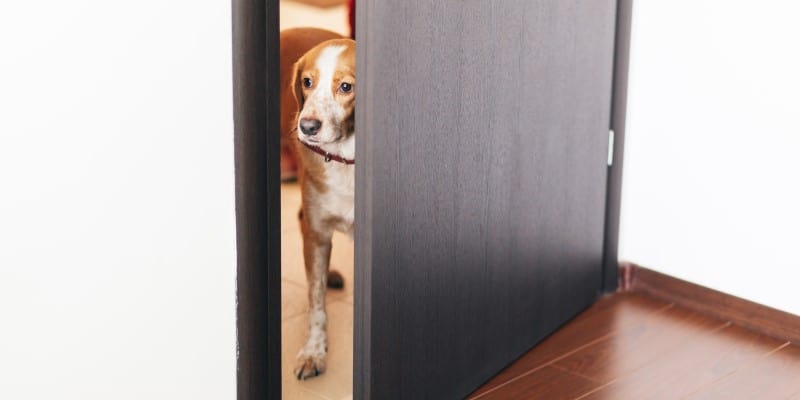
684;344;800;399
282;384;333;400
578;324;786;399
474;366;599;400
282;279;310;321
471;292;671;397
282;302;353;400
553;305;728;384
473;292;800;400
280;182;302;233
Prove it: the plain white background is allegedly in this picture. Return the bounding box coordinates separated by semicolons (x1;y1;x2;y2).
0;1;236;399
620;1;800;316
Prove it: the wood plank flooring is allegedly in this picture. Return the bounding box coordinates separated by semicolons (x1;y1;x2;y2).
469;292;800;399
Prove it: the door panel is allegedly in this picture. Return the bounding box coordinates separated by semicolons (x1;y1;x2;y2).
232;0;280;399
356;1;618;398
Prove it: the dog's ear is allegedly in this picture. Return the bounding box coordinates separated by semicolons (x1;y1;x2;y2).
291;57;306;109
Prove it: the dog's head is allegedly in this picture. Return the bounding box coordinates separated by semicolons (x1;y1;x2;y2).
292;38;355;146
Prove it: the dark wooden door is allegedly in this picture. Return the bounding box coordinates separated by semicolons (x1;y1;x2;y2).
354;1;620;398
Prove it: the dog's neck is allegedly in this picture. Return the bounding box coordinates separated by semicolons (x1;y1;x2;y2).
300;134;355;165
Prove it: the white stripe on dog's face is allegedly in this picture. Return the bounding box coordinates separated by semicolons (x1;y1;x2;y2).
299;45;347;144
313;45;345;101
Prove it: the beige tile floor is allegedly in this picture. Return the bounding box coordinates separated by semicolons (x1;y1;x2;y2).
281;183;354;400
280;3;352;398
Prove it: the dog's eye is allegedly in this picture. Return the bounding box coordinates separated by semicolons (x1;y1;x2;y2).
303;77;312;88
339;82;353;93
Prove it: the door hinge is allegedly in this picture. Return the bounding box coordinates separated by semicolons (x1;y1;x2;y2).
607;129;615;167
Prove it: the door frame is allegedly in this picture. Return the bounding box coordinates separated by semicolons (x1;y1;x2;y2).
231;0;632;398
232;0;281;399
602;0;632;293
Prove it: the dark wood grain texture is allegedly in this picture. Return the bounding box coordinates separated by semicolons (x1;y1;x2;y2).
353;0;373;398
623;262;800;345
355;2;618;398
602;0;633;292
232;0;281;399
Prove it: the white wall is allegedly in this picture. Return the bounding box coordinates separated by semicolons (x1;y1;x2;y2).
0;2;236;399
620;1;800;315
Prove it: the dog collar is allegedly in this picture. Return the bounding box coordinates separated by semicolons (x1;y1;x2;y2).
299;140;355;165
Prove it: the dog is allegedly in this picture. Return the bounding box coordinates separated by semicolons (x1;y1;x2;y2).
287;36;356;380
279;28;345;181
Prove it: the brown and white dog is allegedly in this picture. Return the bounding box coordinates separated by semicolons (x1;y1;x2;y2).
279;28;344;180
287;36;356;380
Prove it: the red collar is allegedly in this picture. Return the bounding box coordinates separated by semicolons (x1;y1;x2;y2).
299;140;355;165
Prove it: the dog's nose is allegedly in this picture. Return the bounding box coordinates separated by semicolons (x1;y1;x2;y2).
299;118;322;136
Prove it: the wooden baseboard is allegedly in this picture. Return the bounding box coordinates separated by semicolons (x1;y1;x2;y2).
619;261;800;346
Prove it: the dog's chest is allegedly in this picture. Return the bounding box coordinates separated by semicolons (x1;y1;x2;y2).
320;165;355;235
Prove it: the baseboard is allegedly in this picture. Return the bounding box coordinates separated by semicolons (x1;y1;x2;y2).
619;261;800;346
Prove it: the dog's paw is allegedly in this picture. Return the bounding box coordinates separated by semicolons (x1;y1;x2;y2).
327;269;344;289
294;351;327;380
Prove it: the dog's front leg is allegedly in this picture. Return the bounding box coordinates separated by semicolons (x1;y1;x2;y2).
294;219;333;380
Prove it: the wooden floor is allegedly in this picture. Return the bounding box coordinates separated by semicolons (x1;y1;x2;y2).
469;292;800;399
